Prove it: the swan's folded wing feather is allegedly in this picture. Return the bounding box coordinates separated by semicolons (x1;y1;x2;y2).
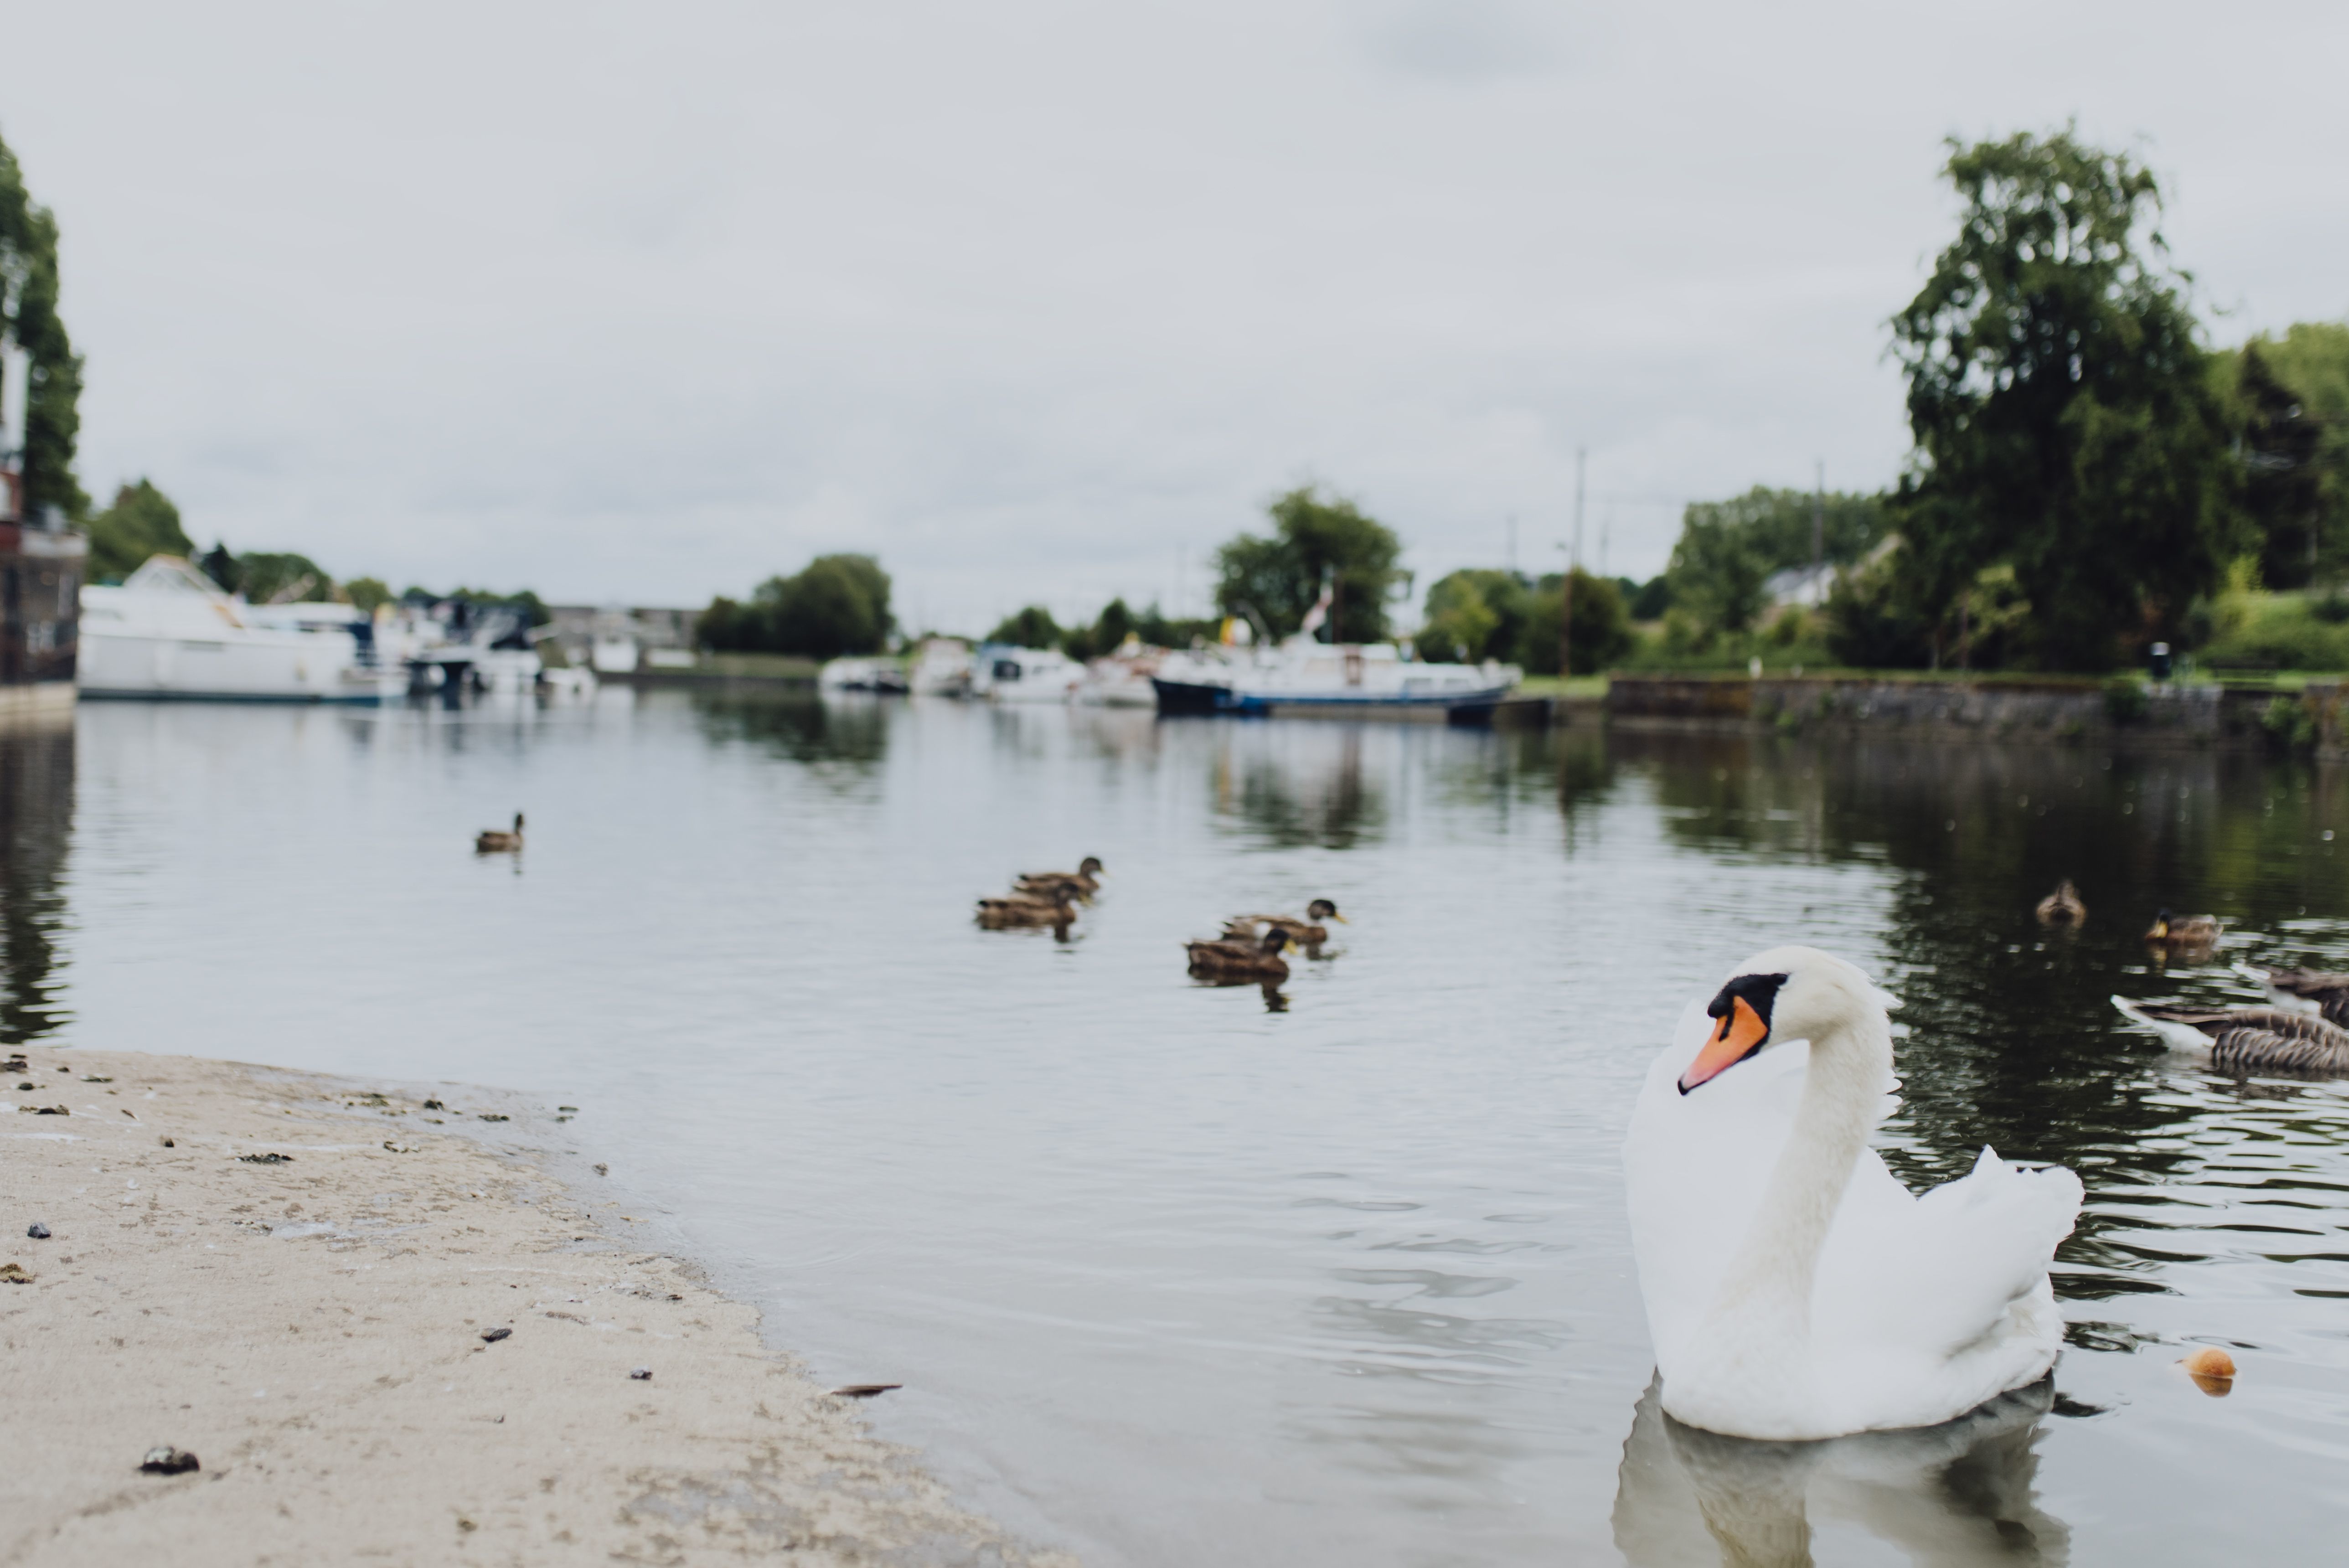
1818;1147;2081;1362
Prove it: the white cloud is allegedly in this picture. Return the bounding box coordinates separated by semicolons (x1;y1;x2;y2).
5;0;2344;629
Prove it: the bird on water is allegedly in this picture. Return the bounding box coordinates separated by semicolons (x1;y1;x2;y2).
475;813;524;853
2112;995;2349;1074
1015;857;1105;900
1222;899;1347;947
2034;880;2085;925
1185;926;1296;983
1624;946;2081;1440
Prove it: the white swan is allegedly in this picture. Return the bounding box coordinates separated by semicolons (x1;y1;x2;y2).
1623;946;2083;1441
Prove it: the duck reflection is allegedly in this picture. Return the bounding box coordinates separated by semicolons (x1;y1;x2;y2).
1612;1378;2067;1568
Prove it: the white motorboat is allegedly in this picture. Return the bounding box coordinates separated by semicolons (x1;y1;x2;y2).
818;657;909;694
1152;637;1518;717
1075;640;1165;707
909;638;973;697
976;644;1083;704
79;557;393;703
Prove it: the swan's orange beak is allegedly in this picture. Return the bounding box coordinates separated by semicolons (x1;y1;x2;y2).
1679;996;1770;1094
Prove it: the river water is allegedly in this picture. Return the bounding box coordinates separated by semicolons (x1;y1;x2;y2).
10;691;2349;1565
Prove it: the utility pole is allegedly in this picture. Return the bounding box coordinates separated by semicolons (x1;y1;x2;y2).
1507;514;1517;575
1811;459;1825;578
1560;446;1585;681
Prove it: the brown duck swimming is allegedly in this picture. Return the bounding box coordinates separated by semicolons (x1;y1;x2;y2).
976;887;1078;929
475;812;525;853
2034;881;2085;926
2113;996;2349;1074
2145;909;2221;949
1221;899;1347;947
1015;857;1104;900
1186;926;1295;983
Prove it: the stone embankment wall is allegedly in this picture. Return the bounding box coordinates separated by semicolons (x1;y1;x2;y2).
1603;674;2349;755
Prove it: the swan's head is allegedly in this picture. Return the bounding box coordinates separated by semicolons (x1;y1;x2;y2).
1678;946;1894;1094
1306;898;1345;923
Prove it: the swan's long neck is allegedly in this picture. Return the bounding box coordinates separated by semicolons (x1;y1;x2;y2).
1694;1005;1890;1391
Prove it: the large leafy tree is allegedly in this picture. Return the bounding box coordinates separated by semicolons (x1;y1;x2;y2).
701;554;893;657
1890;129;2239;669
0;128;85;521
1662;487;1886;637
1215;486;1407;643
85;479;194;581
2225;322;2349;588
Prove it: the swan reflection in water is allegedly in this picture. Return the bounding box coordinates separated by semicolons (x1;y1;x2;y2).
1612;1378;2069;1568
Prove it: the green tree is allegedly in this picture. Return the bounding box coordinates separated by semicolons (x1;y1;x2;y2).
1061;597;1139;661
766;554;891;657
0;129;85;522
986;604;1060;649
2223;322;2349;588
1522;569;1633;675
1664;487;1886;637
1214;486;1408;643
1889;128;2240;669
234;551;334;603
342;577;392;614
1419;570;1510;662
85;479;194;581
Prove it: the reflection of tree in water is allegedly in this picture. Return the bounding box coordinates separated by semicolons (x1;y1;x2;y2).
1601;731;2349;1303
690;694;888;770
0;722;73;1044
1214;727;1385;849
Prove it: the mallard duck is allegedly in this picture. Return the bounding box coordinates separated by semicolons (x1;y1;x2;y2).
2034;881;2085;925
2145;909;2221;945
976;888;1077;929
475;813;524;853
1185;926;1295;983
2112;996;2349;1074
1015;857;1103;899
1221;898;1347;946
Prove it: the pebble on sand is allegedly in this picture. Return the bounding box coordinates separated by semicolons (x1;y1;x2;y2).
828;1384;902;1399
26;1222;49;1239
139;1446;200;1475
481;1326;513;1344
630;1367;652;1380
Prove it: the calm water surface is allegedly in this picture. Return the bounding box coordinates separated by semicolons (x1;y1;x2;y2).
10;692;2349;1565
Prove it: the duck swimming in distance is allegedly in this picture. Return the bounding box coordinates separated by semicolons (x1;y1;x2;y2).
2112;995;2349;1074
1221;899;1347;946
475;813;524;853
1186;926;1296;983
2145;909;2221;947
1624;946;2081;1440
1015;857;1104;900
2034;880;2086;926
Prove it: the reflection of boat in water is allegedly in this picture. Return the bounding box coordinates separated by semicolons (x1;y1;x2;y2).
1076;639;1163;707
817;658;909;695
79;557;395;704
1612;1377;2067;1568
1153;638;1518;718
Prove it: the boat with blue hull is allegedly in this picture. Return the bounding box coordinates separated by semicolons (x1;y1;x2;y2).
1152;641;1518;720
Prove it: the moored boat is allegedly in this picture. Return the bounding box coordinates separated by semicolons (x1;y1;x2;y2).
79;557;394;703
1151;638;1517;718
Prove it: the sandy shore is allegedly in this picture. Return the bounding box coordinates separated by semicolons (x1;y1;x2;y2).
0;1042;1072;1567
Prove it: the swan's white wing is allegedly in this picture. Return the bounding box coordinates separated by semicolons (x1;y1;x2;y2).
1815;1147;2081;1429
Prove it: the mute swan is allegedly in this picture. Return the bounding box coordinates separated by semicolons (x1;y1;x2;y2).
2111;995;2349;1073
1624;946;2082;1441
1222;899;1347;945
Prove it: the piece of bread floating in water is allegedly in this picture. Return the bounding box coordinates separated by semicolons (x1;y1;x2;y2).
2180;1346;2236;1395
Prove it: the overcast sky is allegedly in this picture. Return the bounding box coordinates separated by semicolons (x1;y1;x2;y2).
6;0;2345;629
